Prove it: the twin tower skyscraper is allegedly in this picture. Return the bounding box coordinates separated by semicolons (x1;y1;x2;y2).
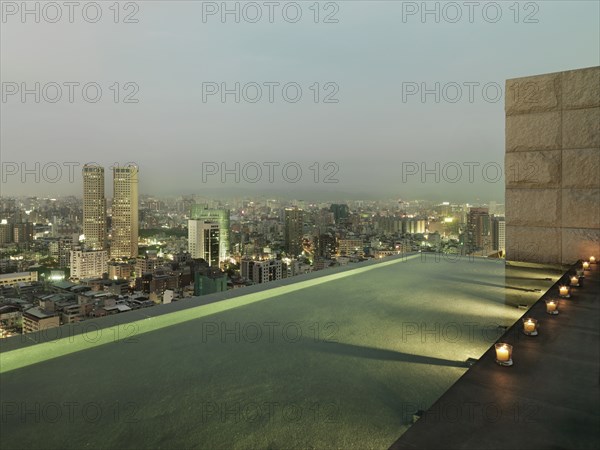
82;164;139;259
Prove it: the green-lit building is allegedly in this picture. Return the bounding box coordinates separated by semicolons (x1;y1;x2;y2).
193;268;227;296
190;257;228;296
190;206;230;262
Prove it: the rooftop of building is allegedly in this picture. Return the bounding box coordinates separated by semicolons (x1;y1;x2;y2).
391;263;600;449
22;306;58;320
0;254;567;449
0;271;36;280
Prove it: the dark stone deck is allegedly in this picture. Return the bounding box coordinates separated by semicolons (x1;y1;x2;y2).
390;263;600;450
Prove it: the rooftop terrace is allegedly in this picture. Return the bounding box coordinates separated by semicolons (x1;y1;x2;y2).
0;254;565;449
391;263;600;450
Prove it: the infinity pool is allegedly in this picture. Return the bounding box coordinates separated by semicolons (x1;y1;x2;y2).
0;255;563;449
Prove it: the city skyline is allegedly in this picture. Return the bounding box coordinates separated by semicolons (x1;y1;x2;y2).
1;3;598;448
1;64;598;450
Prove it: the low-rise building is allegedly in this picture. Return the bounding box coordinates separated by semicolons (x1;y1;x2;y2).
70;249;108;280
338;239;364;256
0;305;21;328
108;261;135;280
22;307;60;333
0;272;38;288
241;258;282;284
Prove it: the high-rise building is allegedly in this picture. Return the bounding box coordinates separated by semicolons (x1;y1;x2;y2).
492;216;506;254
11;220;34;247
314;233;336;259
190;206;230;262
48;235;78;268
315;209;335;233
82;165;106;250
467;207;491;253
111;165;139;259
70;248;108;280
0;220;13;245
329;204;350;223
402;218;426;235
284;207;304;256
377;216;402;234
188;220;221;267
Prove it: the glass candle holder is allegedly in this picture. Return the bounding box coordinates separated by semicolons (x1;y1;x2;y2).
522;318;538;336
495;343;513;366
545;299;559;315
559;285;570;298
569;275;580;287
582;261;590;271
590;256;596;264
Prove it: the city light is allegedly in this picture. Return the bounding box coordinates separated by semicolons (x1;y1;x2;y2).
0;7;598;449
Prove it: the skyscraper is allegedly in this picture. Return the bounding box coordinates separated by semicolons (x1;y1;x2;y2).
492;216;506;254
467;207;491;254
111;165;139;259
190;206;230;262
188;220;221;267
82;164;106;250
284;207;304;256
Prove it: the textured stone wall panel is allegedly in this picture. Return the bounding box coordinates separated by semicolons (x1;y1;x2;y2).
506;188;560;227
505;74;561;115
562;148;600;188
505;150;561;188
506;112;561;152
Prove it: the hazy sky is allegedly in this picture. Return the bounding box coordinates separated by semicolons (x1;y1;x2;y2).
1;1;599;202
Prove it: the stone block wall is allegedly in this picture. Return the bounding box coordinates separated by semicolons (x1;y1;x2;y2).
505;67;599;265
